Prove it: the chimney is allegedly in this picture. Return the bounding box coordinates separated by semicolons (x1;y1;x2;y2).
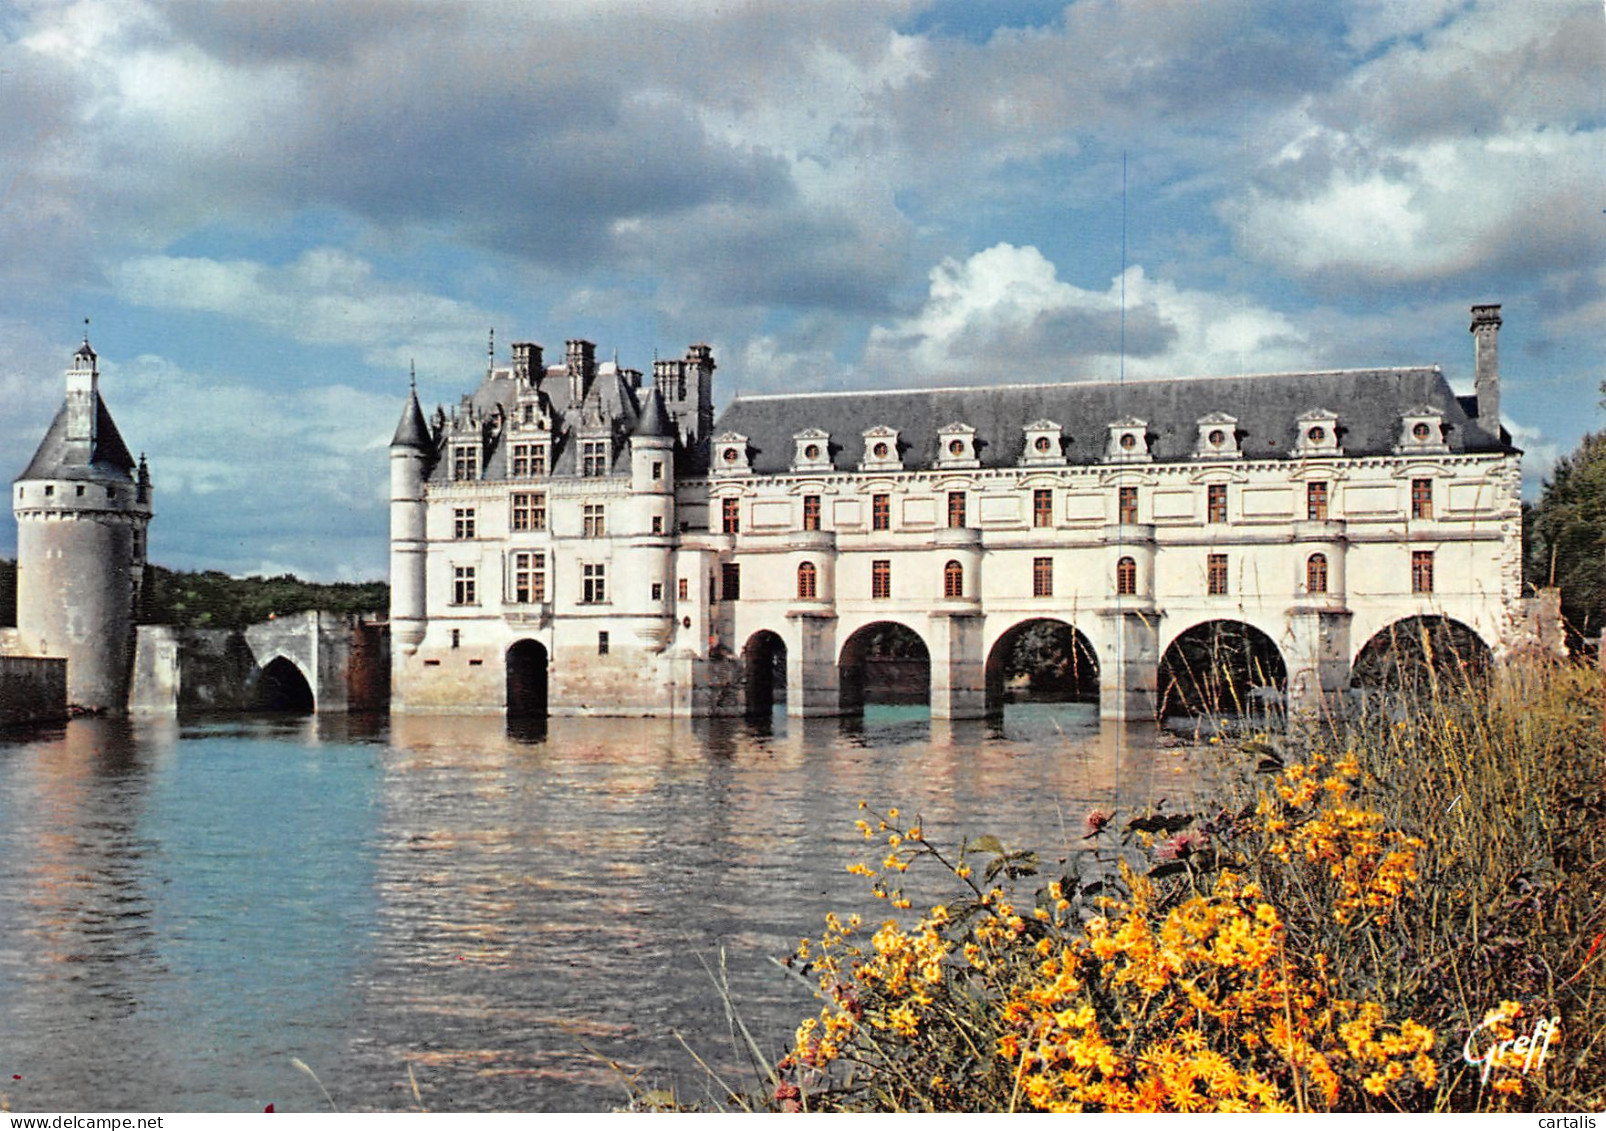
512;341;543;384
566;339;596;403
1470;304;1501;435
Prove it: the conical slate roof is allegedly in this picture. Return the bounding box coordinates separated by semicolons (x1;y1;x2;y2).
391;387;434;450
632;386;674;439
16;396;138;483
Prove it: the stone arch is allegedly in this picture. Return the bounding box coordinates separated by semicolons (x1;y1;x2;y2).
506;639;549;718
1158;619;1287;718
984;618;1099;712
1349;616;1491;694
838;621;930;712
743;629;788;717
254;654;315;713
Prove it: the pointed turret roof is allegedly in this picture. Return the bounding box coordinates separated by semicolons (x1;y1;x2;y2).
391;385;433;450
17;397;137;483
632;386;674;439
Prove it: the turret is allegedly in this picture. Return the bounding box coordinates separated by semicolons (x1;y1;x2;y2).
630;387;676;495
389;379;433;656
1471;304;1502;437
12;336;152;712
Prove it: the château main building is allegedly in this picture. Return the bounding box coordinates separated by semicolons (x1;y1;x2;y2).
388;306;1521;720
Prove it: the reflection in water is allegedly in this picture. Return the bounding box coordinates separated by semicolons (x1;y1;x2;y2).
0;706;1198;1112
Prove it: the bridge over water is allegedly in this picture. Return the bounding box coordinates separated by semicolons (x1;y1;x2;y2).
130;611;389;714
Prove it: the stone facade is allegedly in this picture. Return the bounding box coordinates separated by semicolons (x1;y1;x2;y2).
9;339;152;713
390;307;1522;720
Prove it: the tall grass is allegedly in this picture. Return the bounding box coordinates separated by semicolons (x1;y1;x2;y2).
730;653;1606;1112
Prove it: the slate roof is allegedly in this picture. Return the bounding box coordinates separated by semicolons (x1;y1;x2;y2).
710;368;1510;475
16;395;138;483
391;387;432;450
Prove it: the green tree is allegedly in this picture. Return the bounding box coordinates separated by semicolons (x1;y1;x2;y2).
1525;428;1606;639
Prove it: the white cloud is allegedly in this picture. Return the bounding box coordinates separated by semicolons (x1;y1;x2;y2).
863;243;1311;383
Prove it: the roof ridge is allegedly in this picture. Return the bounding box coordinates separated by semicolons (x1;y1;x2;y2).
729;366;1439;403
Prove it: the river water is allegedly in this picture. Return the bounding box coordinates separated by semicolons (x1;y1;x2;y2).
0;706;1199;1112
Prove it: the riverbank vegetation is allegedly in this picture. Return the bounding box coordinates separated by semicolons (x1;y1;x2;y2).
707;655;1605;1113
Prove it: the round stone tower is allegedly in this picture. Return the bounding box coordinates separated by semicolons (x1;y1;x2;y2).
12;336;153;712
388;377;433;660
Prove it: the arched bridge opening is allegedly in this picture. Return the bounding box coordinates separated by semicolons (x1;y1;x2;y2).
506;639;549;719
1350;616;1491;696
253;656;315;713
839;622;930;713
743;630;788;718
984;619;1099;714
1158;620;1287;719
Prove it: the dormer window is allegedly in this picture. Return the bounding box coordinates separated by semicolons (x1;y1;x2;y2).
936;423;979;469
792;428;833;472
860;426;903;472
452;444;480;481
713;431;752;476
1194;413;1241;460
1021;419;1065;466
1396;407;1449;454
1106;418;1151;463
1295;410;1342;458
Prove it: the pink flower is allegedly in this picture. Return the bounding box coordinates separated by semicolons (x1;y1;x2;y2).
1083;809;1113;837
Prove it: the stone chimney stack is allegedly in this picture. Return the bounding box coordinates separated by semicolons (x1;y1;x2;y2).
566;339;596;404
1471;303;1502;434
512;341;543;384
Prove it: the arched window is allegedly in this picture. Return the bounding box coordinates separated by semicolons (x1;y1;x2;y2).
1116;556;1137;596
1307;553;1328;594
943;559;964;599
797;561;818;600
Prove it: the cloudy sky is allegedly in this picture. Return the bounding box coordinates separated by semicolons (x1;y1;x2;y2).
1;0;1601;580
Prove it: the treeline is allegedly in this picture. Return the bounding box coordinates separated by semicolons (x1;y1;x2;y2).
0;558;385;631
141;565;387;630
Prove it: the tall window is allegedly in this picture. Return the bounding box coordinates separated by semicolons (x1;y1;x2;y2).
1033;489;1053;528
511;492;546;532
583;503;606;537
582;439;609;477
797;561;818;599
721;562;741;601
511;443;546;478
1307;553;1328;594
453;507;476;539
678;577;689;601
1118;486;1138;524
1411;478;1433;520
453;445;479;481
452;565;477;606
511;552;545;603
871;559;891;599
598;631;610;656
1032;556;1053;598
944;559;965;598
651;461;663;481
1307;481;1329;521
1411;550;1434;594
722;497;740;534
802;495;821;531
582;562;607;604
947;491;967;529
872;493;891;531
1207;483;1227;524
1116;555;1137;596
1207;553;1228;596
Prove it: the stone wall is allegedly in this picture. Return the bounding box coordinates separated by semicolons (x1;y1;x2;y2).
0;655;67;727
